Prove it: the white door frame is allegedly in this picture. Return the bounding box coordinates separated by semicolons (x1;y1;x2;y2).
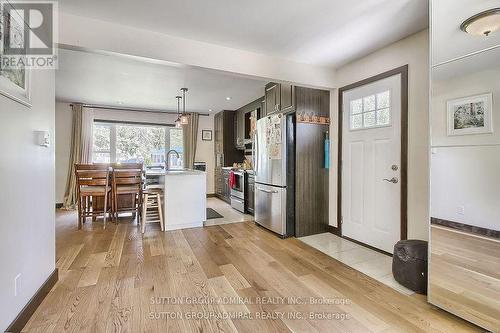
337;65;408;254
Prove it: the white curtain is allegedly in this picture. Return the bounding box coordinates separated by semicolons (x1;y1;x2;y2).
62;104;94;208
182;113;199;169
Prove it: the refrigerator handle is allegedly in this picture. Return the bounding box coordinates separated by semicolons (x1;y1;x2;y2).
253;131;258;176
257;187;278;194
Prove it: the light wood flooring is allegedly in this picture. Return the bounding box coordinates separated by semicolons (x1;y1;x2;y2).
22;211;481;333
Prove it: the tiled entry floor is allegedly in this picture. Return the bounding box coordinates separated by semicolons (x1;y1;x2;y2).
299;233;414;295
204;197;254;226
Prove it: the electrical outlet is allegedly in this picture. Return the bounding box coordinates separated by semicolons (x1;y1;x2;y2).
14;274;21;296
457;206;465;215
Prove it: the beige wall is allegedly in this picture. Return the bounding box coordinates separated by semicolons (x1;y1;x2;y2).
329;30;430;240
55;103;216;204
0;70;55;331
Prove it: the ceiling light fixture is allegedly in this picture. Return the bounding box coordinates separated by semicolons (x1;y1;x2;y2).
226;97;232;101
461;8;500;36
175;95;182;128
180;87;189;125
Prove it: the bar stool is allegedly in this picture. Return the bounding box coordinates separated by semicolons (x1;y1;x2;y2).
141;189;164;233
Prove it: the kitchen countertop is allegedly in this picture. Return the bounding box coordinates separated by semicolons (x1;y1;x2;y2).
146;169;206;176
221;167;254;174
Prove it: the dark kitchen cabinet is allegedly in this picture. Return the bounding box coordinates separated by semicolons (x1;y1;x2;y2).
214;110;243;200
222;169;231;203
265;82;280;115
246;173;255;214
264;82;295;116
234;109;245;149
294;87;330;237
280;83;295;113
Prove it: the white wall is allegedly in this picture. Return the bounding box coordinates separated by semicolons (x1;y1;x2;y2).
196;114;215;194
59;12;336;89
0;70;55;330
329;30;430;240
55;103;216;202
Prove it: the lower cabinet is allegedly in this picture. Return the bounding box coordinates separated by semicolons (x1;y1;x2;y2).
215;168;223;197
246;174;254;214
222;169;231;203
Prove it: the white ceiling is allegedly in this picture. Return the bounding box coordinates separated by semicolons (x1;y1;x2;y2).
58;0;428;67
432;0;500;66
55;49;267;112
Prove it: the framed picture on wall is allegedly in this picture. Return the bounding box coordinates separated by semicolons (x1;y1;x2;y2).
0;11;32;107
447;93;493;136
201;129;212;141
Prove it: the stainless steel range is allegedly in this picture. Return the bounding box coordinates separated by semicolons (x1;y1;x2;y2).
230;170;245;213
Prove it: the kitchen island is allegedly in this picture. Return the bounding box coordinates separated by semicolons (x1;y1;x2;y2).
146;169;207;231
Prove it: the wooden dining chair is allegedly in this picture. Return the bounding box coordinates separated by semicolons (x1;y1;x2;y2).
112;169;143;222
75;163;110;170
75;164;112;222
75;169;112;229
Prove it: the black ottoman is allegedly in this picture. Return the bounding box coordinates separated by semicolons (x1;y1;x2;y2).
392;240;428;294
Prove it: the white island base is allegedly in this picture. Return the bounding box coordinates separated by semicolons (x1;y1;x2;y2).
163;170;207;231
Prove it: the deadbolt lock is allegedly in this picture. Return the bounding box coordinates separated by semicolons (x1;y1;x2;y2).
391;165;399;171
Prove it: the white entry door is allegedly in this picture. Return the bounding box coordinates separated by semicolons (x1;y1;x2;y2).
341;74;402;253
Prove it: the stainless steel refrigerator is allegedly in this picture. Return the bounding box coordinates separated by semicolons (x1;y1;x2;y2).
253;113;293;237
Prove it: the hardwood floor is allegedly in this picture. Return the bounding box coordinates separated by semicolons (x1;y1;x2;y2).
22;211;480;333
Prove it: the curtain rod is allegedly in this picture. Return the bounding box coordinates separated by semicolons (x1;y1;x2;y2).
69;103;210;116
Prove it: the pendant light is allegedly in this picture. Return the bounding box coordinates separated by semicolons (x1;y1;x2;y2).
175;95;182;128
180;87;189;125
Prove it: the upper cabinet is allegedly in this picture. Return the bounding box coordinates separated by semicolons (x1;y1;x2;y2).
264;82;295;117
234;97;264;150
431;0;500;66
280;83;295;113
235;109;245;149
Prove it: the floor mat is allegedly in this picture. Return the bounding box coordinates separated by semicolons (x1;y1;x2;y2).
206;208;223;219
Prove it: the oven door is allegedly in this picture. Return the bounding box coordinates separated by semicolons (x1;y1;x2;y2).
232;172;244;193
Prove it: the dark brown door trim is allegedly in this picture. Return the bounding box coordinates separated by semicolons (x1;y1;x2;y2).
337;65;409;244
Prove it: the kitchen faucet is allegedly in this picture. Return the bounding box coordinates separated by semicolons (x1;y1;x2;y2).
166;149;180;170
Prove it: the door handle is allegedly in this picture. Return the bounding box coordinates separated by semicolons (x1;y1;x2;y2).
257;187;278;194
383;177;399;184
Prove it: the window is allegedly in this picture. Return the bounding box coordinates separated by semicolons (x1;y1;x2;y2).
93;123;111;163
350;90;391;130
92;122;183;168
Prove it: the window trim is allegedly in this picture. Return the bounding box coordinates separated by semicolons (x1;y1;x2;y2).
92;120;183;167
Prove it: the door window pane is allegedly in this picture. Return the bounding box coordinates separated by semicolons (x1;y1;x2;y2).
377;108;391;126
377;91;390;109
363;111;376;127
349;90;391;130
363;95;376;111
350;99;363;114
351;114;363;129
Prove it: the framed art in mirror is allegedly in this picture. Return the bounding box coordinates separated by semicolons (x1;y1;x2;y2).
447;93;492;136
